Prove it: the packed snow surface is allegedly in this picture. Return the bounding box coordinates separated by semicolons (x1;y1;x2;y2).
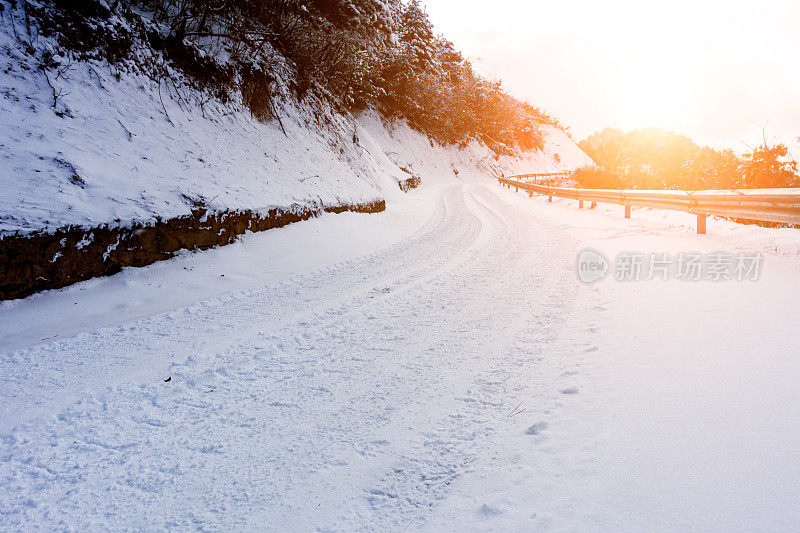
2;165;800;530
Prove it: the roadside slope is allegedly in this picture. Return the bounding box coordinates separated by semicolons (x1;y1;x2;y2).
0;7;592;298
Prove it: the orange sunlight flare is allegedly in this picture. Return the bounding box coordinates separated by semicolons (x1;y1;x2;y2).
424;0;800;148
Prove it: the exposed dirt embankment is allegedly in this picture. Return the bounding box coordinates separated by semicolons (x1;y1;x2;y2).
0;201;384;300
398;176;421;192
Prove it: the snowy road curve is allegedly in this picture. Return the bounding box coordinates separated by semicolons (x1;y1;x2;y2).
2;180;800;530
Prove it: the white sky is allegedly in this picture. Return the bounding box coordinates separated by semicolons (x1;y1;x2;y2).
422;0;800;150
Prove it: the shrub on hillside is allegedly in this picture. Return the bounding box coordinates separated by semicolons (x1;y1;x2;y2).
239;65;275;121
577;128;798;190
16;0;559;151
739;143;798;188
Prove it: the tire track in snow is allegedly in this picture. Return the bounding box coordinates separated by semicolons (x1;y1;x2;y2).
1;185;482;426
333;185;579;530
0;183;581;531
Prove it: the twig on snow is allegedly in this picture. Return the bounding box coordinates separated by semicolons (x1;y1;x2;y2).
507;400;526;418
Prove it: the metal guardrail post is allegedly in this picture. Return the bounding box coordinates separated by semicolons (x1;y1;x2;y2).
624;205;631;219
697;214;707;235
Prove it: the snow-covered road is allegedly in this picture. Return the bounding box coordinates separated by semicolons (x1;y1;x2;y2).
2;178;800;530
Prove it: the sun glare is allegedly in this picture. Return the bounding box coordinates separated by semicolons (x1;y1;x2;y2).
424;0;800;145
616;66;691;131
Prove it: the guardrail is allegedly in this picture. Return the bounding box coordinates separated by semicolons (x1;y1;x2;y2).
499;175;800;234
507;171;572;182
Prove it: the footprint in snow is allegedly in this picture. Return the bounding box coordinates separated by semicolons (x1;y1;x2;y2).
560;387;579;395
524;421;549;435
479;504;503;517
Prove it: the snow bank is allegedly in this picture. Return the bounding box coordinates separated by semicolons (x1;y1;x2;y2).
357;113;591;183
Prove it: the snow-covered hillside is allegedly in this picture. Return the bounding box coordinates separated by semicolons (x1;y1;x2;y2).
0;4;595;302
0;14;590;235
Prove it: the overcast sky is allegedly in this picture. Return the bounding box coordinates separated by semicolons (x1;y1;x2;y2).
423;0;800;150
